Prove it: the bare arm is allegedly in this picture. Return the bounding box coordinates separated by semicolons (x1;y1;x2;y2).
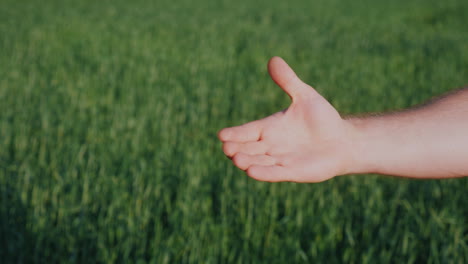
348;88;468;178
218;57;468;182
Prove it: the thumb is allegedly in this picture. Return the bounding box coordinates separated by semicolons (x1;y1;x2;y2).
267;57;318;101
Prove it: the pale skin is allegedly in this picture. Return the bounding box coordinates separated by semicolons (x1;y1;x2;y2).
218;57;468;182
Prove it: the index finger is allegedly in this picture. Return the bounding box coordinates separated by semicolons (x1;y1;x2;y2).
218;120;262;142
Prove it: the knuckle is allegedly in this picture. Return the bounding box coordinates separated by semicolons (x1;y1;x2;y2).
249;142;262;152
265;145;278;156
277;155;293;166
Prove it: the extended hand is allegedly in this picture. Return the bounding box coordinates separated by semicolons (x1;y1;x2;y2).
218;57;356;182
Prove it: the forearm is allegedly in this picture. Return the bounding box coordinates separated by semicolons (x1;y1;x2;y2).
347;88;468;178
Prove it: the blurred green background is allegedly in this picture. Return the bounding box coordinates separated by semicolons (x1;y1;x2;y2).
0;0;467;263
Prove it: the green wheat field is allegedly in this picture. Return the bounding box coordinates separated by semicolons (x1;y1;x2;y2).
1;0;467;263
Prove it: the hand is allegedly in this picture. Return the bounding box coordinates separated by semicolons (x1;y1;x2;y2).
218;57;357;182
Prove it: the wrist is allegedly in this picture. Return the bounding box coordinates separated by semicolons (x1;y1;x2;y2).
343;117;379;175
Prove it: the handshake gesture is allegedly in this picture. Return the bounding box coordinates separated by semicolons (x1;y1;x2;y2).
218;57;468;182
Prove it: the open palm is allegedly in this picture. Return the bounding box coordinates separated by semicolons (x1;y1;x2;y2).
218;57;355;182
